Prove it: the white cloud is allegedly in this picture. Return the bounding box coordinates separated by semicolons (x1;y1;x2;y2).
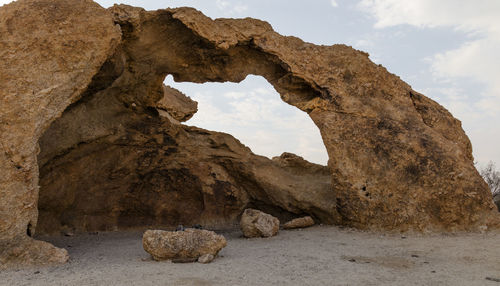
330;0;339;8
358;0;500;32
358;0;500;99
215;0;248;15
431;37;500;99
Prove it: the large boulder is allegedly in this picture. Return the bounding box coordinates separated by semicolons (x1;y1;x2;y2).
142;229;226;263
240;209;280;238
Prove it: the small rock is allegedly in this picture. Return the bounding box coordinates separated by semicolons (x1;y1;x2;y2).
486;277;500;282
198;254;215;264
175;225;185;231
142;229;226;262
283;216;315;230
240;209;279;238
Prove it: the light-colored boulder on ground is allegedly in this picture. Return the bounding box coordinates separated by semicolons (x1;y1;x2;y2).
240;209;280;238
197;254;215;264
142;229;226;263
283;216;315;230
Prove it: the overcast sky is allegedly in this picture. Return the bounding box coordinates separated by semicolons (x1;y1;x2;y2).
2;0;499;167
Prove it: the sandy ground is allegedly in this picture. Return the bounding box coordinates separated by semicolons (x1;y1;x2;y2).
1;225;500;286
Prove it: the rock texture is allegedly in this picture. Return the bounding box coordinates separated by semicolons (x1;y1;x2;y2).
1;0;499;268
142;229;226;262
36;90;334;233
283;216;315;230
103;4;498;232
240;209;280;238
0;0;120;268
156;85;198;123
494;194;500;212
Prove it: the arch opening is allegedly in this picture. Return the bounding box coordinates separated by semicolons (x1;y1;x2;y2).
164;74;328;165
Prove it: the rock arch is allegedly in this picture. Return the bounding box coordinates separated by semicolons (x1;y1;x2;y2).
1;0;498;267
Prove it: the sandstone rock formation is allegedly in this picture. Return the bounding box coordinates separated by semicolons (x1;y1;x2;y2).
1;0;499;268
283;216;315;230
156;85;198;123
142;229;226;262
0;0;120;268
240;209;280;238
37;108;333;233
103;4;499;232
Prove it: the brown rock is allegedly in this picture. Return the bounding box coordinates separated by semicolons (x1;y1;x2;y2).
240;209;280;238
156;85;198;122
142;229;226;262
0;239;69;270
2;0;500;269
283;216;315;230
105;4;498;232
0;0;120;268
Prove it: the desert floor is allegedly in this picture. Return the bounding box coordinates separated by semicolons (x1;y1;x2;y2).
1;225;499;286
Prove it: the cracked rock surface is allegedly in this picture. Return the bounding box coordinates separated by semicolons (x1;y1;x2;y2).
1;0;499;268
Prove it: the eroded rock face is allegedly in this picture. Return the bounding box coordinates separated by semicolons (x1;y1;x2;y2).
104;4;498;232
37;99;334;233
1;0;499;269
0;0;120;268
240;209;280;238
142;229;226;262
156;85;198;123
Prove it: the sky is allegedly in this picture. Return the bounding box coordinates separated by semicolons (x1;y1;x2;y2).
1;0;499;167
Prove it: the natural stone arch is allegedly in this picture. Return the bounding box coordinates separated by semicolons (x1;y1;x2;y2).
107;4;498;231
1;0;499;268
